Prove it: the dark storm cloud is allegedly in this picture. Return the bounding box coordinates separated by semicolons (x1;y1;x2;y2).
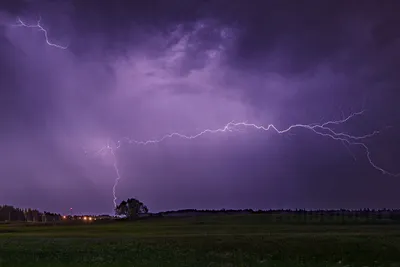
0;0;399;214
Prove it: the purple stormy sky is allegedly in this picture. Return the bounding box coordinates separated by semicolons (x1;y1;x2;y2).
0;0;399;214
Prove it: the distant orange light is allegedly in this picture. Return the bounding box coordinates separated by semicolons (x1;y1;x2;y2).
62;216;66;219
88;217;92;221
83;216;87;220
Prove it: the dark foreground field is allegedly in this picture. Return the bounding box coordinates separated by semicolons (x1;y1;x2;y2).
1;214;400;267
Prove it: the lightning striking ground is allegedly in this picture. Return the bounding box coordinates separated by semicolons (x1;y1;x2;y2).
107;140;121;209
12;17;68;49
93;110;399;208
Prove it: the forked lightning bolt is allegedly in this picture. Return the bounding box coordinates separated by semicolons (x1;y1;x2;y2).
93;110;399;208
12;17;68;49
11;16;398;211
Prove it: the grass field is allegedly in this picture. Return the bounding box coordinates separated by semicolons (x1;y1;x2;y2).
1;214;400;267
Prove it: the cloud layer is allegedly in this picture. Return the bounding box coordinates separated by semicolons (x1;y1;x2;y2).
0;1;399;214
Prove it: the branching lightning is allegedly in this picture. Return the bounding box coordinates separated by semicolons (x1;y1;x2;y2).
12;17;68;49
11;16;397;209
92;110;399;208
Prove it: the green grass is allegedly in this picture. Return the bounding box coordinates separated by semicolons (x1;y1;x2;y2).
1;214;400;267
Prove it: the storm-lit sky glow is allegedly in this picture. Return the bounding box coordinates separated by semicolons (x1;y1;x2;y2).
1;0;399;214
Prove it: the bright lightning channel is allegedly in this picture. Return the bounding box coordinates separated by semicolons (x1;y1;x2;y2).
13;16;397;210
13;17;68;49
93;110;399;208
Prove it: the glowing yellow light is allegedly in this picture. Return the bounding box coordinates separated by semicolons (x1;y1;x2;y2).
83;217;87;220
88;217;92;221
62;216;66;219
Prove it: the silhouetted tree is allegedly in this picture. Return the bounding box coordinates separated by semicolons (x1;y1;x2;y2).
115;198;148;219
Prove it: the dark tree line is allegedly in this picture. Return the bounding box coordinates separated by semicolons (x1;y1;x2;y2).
0;205;62;222
155;208;400;223
113;197;400;224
